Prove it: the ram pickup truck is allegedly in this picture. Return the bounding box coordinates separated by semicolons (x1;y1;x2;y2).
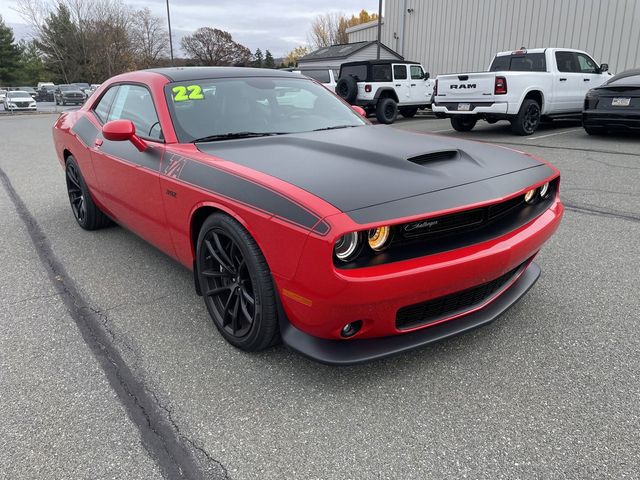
432;48;611;135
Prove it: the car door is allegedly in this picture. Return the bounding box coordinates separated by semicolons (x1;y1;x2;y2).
409;65;432;104
89;83;175;256
575;52;606;95
553;51;583;112
392;64;411;103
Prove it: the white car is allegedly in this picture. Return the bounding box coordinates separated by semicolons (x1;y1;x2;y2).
432;47;611;135
3;90;37;111
334;60;435;124
0;89;7;102
294;68;338;92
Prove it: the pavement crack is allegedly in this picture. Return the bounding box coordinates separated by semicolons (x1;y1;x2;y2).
0;166;228;480
563;200;640;223
4;292;63;307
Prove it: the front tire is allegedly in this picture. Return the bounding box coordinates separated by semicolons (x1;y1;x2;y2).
511;99;541;135
65;155;112;230
376;97;398;124
196;213;279;351
450;116;477;132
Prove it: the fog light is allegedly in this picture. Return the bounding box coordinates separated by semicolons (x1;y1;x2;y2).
539;182;550;199
524;188;537;204
341;320;363;338
367;226;391;251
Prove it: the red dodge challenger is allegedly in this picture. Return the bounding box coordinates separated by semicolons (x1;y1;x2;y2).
52;67;563;365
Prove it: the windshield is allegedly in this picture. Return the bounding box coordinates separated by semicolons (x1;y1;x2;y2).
165;76;366;142
8;91;31;99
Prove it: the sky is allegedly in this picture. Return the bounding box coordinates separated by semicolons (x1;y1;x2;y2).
2;0;380;57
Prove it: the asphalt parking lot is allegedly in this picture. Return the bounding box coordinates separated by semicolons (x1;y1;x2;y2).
0;101;81;115
1;113;638;479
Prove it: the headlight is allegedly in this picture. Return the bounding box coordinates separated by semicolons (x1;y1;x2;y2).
539;182;550;199
334;232;361;262
367;226;391;251
524;188;537;204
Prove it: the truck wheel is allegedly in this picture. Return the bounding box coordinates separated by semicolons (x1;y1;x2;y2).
450;116;477;132
376;98;398;124
335;76;358;103
511;99;541;135
399;107;419;118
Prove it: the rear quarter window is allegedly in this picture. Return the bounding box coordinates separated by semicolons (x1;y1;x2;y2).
340;65;367;81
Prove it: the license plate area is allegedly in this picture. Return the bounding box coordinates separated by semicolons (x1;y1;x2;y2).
458;103;471;111
611;97;631;107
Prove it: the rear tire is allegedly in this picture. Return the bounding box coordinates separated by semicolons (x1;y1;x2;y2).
584;125;606;135
450;116;477;132
511;99;541;135
399;106;419;118
65;155;112;230
376;97;398;124
196;213;280;352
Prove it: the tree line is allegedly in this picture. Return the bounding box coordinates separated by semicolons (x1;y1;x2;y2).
0;1;378;87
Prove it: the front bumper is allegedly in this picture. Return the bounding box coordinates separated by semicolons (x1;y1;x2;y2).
281;262;540;365
276;196;563;363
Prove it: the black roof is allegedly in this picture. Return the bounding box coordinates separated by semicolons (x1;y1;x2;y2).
299;41;402;62
340;59;419;67
146;66;300;82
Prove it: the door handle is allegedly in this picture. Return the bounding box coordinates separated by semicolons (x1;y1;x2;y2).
411;83;417;86
559;78;567;82
395;84;401;86
583;78;591;82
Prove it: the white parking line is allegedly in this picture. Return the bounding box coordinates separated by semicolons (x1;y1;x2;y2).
527;128;581;140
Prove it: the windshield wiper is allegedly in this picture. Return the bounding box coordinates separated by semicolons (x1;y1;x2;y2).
193;132;286;143
312;125;359;132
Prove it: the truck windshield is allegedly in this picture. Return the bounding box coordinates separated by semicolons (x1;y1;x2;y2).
490;53;546;72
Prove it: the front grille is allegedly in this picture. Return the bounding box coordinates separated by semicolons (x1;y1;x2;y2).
395;261;526;330
16;102;30;107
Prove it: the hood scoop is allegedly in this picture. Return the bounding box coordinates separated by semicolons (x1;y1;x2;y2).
407;150;460;165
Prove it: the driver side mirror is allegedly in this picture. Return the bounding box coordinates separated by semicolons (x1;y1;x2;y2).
102;119;148;152
424;72;430;80
351;105;367;117
600;63;609;73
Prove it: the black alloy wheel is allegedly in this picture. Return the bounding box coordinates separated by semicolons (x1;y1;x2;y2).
512;99;541;135
65;155;112;230
66;161;86;224
197;213;279;351
201;228;256;338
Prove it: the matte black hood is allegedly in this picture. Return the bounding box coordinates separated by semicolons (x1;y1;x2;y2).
197;125;553;224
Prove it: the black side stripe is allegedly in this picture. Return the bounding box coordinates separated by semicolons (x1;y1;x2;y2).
71;115;99;146
69;115;328;235
178;158;324;232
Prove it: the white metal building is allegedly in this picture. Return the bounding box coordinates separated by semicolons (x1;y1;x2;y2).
347;0;640;76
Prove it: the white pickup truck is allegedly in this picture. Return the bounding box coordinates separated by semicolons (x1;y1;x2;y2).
432;48;611;135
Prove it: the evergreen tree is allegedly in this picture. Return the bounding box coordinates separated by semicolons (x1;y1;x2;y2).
18;40;46;85
0;15;22;85
252;48;263;68
264;50;275;69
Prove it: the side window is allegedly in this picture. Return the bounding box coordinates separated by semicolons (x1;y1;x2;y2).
555;51;579;73
410;65;425;80
393;65;408;80
93;86;118;123
371;64;392;82
107;85;162;141
576;53;598;74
